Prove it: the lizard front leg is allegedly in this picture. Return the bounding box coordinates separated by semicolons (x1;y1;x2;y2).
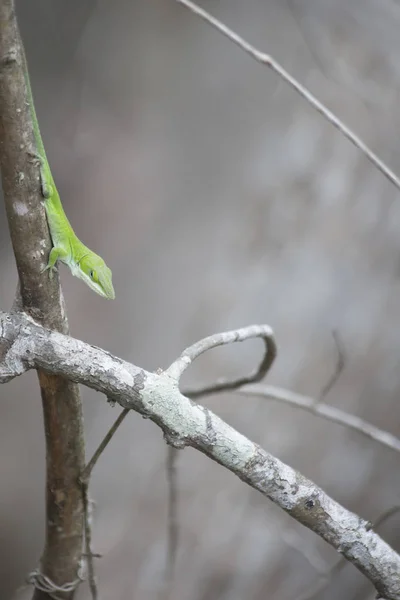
42;246;68;279
33;155;61;278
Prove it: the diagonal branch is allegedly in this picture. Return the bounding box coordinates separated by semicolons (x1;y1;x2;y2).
176;0;400;192
1;312;400;600
82;409;130;483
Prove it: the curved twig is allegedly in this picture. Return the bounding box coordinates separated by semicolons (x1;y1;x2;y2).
319;330;345;402
168;325;277;397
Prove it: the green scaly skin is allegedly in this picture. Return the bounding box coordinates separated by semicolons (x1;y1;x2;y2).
23;50;115;300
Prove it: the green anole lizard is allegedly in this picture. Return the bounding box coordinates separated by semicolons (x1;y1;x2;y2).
23;49;115;299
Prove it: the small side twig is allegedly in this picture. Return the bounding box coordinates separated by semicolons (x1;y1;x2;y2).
238;385;400;454
81;483;98;600
373;505;400;530
170;324;277;398
296;555;348;600
176;0;400;192
82;407;130;482
318;330;345;402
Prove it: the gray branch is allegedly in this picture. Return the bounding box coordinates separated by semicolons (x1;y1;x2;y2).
239;385;400;454
1;311;399;599
176;0;400;193
172;324;277;397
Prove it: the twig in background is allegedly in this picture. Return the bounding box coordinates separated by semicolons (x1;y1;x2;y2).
238;384;400;454
285;0;384;108
176;0;400;192
282;527;331;575
319;330;345;402
165;447;179;599
80;407;130;600
81;483;98;600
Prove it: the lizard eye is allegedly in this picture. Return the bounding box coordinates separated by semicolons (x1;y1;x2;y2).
90;270;99;283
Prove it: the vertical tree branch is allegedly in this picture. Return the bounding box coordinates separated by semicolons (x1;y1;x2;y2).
0;2;85;598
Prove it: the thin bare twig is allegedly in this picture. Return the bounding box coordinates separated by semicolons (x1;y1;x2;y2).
319;330;345;402
165;447;179;598
81;482;98;600
82;408;130;483
170;324;277;398
282;528;330;575
239;385;400;454
373;505;400;530
176;0;400;192
296;556;348;600
80;407;130;600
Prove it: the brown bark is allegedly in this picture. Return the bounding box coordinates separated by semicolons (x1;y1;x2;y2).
0;1;85;598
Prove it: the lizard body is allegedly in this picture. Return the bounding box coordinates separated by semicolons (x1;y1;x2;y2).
23;49;115;299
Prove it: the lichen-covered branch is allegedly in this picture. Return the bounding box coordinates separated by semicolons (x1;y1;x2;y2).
0;312;399;600
0;3;84;598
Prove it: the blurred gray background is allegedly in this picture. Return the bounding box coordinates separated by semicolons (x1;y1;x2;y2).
1;0;400;598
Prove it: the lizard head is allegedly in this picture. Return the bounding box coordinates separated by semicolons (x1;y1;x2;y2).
78;253;115;299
